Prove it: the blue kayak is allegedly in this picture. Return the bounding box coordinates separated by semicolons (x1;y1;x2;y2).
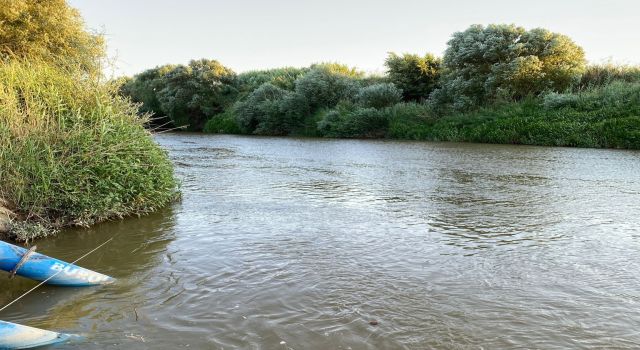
0;320;70;349
0;241;114;287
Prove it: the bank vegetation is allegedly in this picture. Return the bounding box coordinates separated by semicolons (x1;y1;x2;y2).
122;24;640;149
0;0;177;241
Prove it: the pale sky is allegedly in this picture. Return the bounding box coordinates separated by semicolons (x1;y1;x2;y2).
69;0;640;77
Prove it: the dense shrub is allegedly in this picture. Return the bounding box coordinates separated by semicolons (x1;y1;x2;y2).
385;53;441;101
385;102;435;139
356;83;403;109
156;59;238;131
576;64;640;90
543;81;640;113
423;83;640;148
434;24;586;110
0;61;177;240
203;109;242;134
294;64;362;109
317;103;388;138
233;83;308;135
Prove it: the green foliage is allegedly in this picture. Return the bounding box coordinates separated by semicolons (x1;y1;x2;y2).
577;63;640;90
237;67;308;94
385;53;441;101
435;24;586;110
419;82;640;148
233;83;308;135
156;59;238;131
385;102;435;139
356;83;403;109
0;61;177;239
120;64;175;126
543;81;640;113
360;74;389;86
118;23;640;150
294;65;362;109
317;103;388;138
203;109;242;134
0;0;105;74
310;62;365;78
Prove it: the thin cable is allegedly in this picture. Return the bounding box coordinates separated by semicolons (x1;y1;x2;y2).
0;237;114;313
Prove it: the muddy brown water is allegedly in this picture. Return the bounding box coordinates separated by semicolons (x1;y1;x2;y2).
2;134;640;349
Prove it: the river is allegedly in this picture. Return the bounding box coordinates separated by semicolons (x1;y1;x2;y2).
2;134;640;349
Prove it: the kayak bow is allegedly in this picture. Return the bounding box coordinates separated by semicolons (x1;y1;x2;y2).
0;241;113;287
0;320;70;349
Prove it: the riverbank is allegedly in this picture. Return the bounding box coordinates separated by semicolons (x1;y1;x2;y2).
0;61;178;242
200;81;640;149
386;81;640;149
123;62;640;150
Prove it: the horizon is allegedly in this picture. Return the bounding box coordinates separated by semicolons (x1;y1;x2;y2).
70;0;640;77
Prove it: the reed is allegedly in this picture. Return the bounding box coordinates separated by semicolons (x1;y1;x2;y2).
0;60;177;240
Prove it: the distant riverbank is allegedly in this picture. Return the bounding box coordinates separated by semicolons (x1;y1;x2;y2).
121;24;640;150
204;80;640;149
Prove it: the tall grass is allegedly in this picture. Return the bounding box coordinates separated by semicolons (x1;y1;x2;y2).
0;61;177;241
576;64;640;90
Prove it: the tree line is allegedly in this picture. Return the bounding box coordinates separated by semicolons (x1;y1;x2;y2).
121;23;635;139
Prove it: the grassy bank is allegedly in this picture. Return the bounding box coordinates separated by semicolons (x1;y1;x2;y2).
385;82;640;148
0;61;177;242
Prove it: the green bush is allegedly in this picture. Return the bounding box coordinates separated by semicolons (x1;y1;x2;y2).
203;109;242;134
385;53;441;101
385;102;435;139
156;59;238;131
233;83;308;135
435;24;586;110
0;61;177;240
356;83;403;109
544;81;640;113
294;64;362;109
423;84;640;148
317;103;388;138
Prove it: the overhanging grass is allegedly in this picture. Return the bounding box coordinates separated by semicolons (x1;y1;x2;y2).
0;61;177;241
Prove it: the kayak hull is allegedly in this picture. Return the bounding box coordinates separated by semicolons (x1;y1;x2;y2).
0;241;113;287
0;320;70;349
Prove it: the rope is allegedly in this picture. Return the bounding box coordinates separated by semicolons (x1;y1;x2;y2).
9;245;37;279
0;237;114;313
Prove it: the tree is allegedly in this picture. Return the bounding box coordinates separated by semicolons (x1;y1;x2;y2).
435;24;586;110
120;65;175;126
385;53;441;101
156;59;238;131
0;0;104;73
